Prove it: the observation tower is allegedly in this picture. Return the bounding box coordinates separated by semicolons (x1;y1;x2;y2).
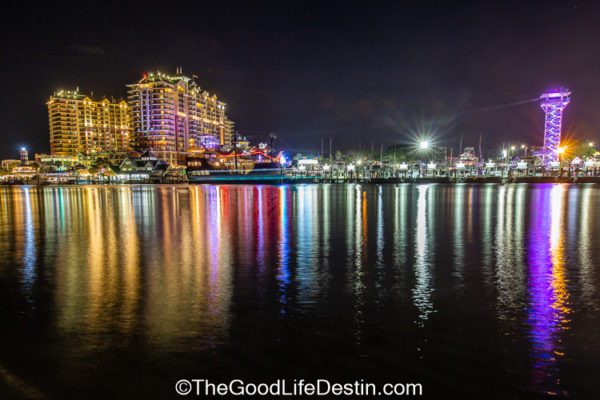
540;88;571;166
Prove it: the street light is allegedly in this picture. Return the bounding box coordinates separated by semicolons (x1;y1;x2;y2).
419;141;430;150
589;142;595;147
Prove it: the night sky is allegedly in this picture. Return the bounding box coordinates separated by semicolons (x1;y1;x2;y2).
1;0;599;159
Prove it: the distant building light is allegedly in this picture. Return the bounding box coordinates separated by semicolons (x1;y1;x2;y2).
298;159;318;165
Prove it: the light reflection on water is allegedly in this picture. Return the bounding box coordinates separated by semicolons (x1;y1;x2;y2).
0;184;599;399
526;185;571;396
413;185;434;325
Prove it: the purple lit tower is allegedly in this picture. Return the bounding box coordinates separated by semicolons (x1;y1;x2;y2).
540;88;571;166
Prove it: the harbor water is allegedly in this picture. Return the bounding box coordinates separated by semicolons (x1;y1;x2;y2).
0;183;599;399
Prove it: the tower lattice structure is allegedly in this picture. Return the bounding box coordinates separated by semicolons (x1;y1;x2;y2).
540;88;571;165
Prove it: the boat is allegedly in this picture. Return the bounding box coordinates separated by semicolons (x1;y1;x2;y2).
186;146;299;184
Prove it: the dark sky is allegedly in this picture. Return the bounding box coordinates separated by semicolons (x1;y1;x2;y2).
1;0;599;158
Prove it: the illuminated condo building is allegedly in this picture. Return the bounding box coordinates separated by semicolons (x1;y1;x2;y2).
127;69;229;164
223;117;235;146
47;90;132;156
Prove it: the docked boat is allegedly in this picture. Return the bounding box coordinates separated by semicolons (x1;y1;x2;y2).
186;147;293;183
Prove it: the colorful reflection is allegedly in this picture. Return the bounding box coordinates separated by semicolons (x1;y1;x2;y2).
1;184;598;399
276;185;291;313
527;184;571;395
495;185;526;324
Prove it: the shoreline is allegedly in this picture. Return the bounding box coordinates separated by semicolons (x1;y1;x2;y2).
2;176;600;186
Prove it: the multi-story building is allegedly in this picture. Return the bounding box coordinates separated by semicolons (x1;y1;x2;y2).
223;117;235;147
47;90;132;156
126;69;229;164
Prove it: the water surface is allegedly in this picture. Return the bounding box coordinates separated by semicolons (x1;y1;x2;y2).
0;184;599;399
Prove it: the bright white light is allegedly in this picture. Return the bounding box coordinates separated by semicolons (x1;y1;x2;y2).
419;141;430;149
20;148;26;152
399;163;408;170
456;162;465;169
511;145;516;150
427;163;437;170
485;162;496;168
502;150;508;157
298;165;306;171
280;154;287;165
323;164;331;171
298;159;318;165
517;161;528;170
347;164;355;171
589;142;595;147
357;159;363;165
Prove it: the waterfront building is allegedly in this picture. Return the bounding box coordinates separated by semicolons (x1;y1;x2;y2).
0;154;37;180
1;160;22;171
127;69;229;165
113;150;169;182
223;117;235;146
35;153;91;168
47;90;132;156
19;148;29;165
